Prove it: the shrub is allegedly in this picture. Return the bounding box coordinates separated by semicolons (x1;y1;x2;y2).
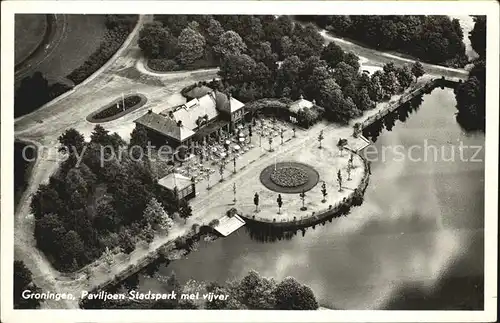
148;59;181;72
208;219;220;228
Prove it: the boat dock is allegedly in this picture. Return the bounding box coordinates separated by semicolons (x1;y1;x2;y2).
213;214;246;236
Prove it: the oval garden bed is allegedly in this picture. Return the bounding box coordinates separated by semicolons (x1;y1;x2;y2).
86;93;147;123
260;162;320;194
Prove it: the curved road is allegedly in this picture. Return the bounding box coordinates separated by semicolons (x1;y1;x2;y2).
13;15;468;309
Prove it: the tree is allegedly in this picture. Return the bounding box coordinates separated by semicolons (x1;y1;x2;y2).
343;52;360;71
355;87;376;111
206;18;225;46
155;15;189;37
205;283;238;309
274;277;319;310
214;30;247;58
317;130;324;149
276;55;303;97
119;229;136;254
396;64;414;89
321;42;344;68
129;125;149;152
34;213;66;257
58;128;85;154
321;181;328;203
218;161;225;181
218;54;257;84
470;16;486;58
411;61;425;81
143;197;173;232
94;198;118;232
296;108;315;128
138;22;170;59
368;74;385;102
253;193;259;212
236;270;276;309
179;199;193;224
142;224;155;244
333;62;356;88
60;230;86;268
277;194;283;214
380;71;400;96
337;138;347;156
251;41;278;70
14;261;43;309
337;170;343;192
299;190;307;211
90;124;113;147
103;246;114;268
177;27;206;66
321;89;360;124
347;154;354;181
30;184;63;219
206;171;211;190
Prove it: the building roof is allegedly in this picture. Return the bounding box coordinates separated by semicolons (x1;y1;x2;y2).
289;95;314;113
171;95;219;131
158;172;193;191
135;91;245;142
134;111;195;142
185;85;213;99
214;91;245;114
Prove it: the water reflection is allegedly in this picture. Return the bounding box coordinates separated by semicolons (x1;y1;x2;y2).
136;88;484;310
363;94;424;143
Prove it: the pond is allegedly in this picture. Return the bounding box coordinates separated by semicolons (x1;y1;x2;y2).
138;87;485;310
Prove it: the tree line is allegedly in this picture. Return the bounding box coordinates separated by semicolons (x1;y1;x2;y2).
82;270;319;310
454;16;486;131
140;15;425;125
30;125;192;272
295;15;468;67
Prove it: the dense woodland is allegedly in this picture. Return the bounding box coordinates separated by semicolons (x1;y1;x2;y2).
82;270;319;310
14;260;43;309
30;125;191;272
140;15;425;125
14;15;137;117
454;16;486;131
295;15;468;67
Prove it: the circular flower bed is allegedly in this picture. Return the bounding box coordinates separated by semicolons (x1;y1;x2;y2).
260;162;319;194
270;167;309;187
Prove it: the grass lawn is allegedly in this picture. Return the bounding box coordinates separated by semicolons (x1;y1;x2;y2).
20;14;109;84
15;14;47;66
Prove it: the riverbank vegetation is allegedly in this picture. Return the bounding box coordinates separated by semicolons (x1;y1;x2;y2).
454;16;486;131
30;126;190;272
14;260;43;309
81;270;319;310
14;15;138;117
296;15;468;67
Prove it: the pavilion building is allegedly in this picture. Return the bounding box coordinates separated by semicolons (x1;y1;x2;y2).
133;90;246;148
157;172;196;201
287;95;315;123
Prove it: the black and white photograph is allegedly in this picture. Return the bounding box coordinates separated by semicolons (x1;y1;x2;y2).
1;1;498;322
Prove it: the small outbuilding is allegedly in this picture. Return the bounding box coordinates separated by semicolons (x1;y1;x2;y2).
157;172;196;201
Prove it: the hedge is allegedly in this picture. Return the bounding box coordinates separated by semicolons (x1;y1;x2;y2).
67;15;138;84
